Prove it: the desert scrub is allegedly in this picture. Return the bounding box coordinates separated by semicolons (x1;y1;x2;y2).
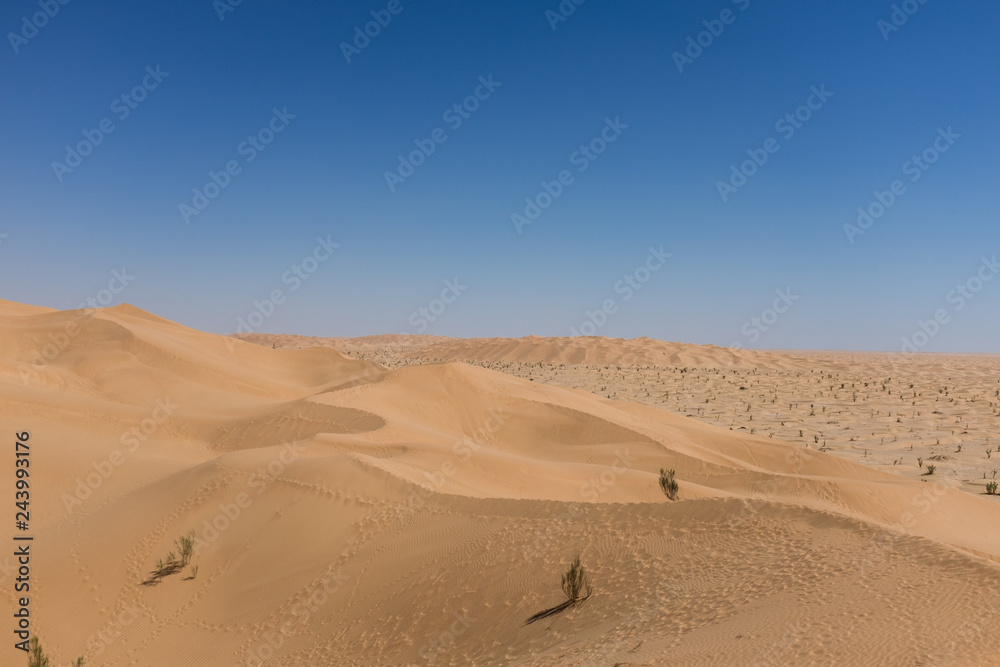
142;530;196;586
560;555;592;602
659;468;679;500
28;637;49;667
27;637;80;667
525;556;593;625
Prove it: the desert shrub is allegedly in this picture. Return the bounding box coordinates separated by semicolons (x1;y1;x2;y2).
26;637;77;667
525;556;593;625
925;465;936;476
659;468;678;500
176;531;195;567
560;556;593;602
987;481;997;495
142;530;196;586
28;637;49;667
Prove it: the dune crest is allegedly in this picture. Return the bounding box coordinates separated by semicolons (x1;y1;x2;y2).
5;305;1000;665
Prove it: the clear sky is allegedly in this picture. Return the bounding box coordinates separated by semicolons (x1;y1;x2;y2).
2;0;998;352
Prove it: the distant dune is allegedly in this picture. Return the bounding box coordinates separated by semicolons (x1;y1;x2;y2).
416;335;771;369
6;304;1000;665
234;332;790;370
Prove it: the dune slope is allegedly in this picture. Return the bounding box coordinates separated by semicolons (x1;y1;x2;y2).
4;305;1000;665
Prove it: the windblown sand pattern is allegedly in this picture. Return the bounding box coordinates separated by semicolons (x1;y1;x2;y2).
4;305;1000;665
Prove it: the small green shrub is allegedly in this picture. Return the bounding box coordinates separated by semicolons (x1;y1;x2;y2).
525;556;593;625
142;530;196;586
176;531;195;567
659;468;678;500
560;556;592;602
28;637;49;667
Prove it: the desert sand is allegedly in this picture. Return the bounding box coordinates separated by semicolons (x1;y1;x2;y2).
244;333;1000;497
5;302;1000;665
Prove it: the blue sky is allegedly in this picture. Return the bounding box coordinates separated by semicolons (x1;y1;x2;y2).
2;0;998;352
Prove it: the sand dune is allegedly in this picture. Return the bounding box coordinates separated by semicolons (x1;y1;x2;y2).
263;333;1000;498
414;335;779;370
5;307;1000;665
235;333;788;371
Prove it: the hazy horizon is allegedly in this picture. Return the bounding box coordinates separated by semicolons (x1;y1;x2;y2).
3;0;998;353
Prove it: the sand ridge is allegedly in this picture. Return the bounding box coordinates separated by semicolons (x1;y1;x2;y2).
269;333;1000;498
3;309;1000;664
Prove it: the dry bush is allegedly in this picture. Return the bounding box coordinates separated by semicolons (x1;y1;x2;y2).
560;555;593;602
142;530;196;586
659;468;678;500
28;637;49;667
525;556;593;625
